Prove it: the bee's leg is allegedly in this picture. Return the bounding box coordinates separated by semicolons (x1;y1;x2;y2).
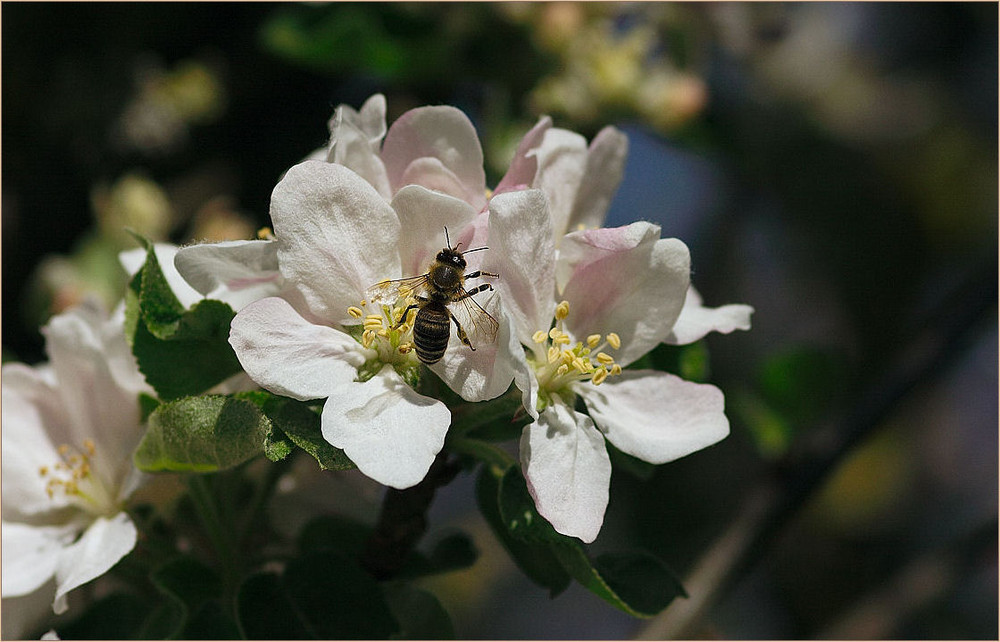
449;312;475;350
392;300;423;330
464;270;499;281
453;283;494;301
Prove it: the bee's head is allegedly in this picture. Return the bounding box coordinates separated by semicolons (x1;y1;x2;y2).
437;247;467;269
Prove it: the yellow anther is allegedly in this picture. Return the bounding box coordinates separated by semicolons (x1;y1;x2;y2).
606;332;621;350
561;350;576;366
547;346;562;363
551;330;571;345
38;466;48;476
256;226;274;240
485;188;494;199
365;314;383;323
596;352;615;366
610;364;622;375
592;368;609;385
362;330;376;348
533;330;549;344
376;328;389;338
587;334;602;348
555;300;570;320
556;364;570;376
571;357;589;374
398;343;413;354
347;306;364;319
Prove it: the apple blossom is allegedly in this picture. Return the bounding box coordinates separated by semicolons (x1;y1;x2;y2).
484;195;750;543
1;303;151;614
228;160;523;489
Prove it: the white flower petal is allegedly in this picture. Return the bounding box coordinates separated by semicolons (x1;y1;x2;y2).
173;239;282;311
327;94;391;198
1;364;72;518
229;297;366;400
484;190;556;348
398;157;478;210
390;185;479;277
53;512;137;614
560;223;690;367
42;308;145;489
566;126;629;232
666;287;755;345
520;404;611;543
271;161;401;323
494;116;552;195
321;365;450;489
1;522;75;597
531;127;588;239
119;243;202;309
579;369;730;464
381;105;487;210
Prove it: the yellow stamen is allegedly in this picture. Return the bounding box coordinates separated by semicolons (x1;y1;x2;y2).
555;300;570;320
610;364;622;375
556;364;570;376
592;368;609;385
606;332;621;350
347;306;364;319
398;343;413;354
586;334;602;348
256;226;274;240
596;352;615;366
533;330;549;344
547;346;562;363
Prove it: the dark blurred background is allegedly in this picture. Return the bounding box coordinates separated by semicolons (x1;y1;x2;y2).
3;3;996;639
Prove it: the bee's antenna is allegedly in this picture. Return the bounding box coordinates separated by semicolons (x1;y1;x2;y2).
444;226;452;249
463;246;489;254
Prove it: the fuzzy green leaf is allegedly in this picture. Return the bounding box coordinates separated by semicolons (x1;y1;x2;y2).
134;396;270;473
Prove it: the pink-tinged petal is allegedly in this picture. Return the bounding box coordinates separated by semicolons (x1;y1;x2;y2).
399;157;479;210
1;365;71;519
579;370;730;464
381;105;486;210
229;297;366;401
120;243;202;309
1;522;75;597
327;94;391;198
271;161;401;324
42;308;145;489
494;116;553;196
531;128;588;239
484;190;557;349
174;239;282;311
666;287;755;345
559;223;690;367
566;126;629;232
53;513;137;614
520;404;611;543
321;365;450;489
429;291;518;403
390;185;479;277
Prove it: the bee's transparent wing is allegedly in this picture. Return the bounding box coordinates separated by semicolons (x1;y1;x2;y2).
450;289;499;350
364;274;431;306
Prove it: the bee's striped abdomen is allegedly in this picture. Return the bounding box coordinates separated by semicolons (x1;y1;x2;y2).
413;302;451;365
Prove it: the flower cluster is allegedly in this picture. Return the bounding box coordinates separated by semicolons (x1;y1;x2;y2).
176;94;753;540
2;94;751;628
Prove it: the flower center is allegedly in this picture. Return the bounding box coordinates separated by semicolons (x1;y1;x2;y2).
347;298;421;383
528;300;623;410
38;439;118;516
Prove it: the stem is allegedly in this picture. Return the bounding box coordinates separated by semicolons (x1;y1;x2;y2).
636;261;996;639
361;451;460;580
186;475;239;596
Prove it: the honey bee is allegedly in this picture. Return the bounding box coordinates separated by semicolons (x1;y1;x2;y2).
365;229;499;365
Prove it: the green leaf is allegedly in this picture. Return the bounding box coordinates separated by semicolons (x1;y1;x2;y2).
475;466;571;596
551;545;686;618
139;392;161;423
237;572;313;640
132;301;243;401
398;532;478;579
134;396;270;473
297;514;372;557
497;466;564;543
149;556;223;639
282;551;400;638
447;436;517;469
272;399;355;471
383;584;455;639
